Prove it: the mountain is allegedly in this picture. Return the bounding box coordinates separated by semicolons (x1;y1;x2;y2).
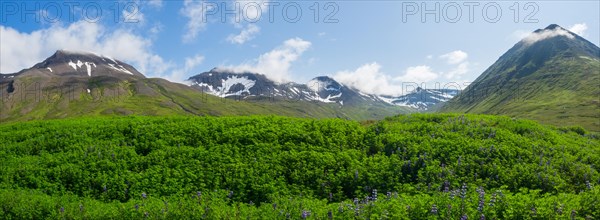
442;24;600;131
0;50;412;122
188;69;459;112
378;87;458;111
188;69;389;106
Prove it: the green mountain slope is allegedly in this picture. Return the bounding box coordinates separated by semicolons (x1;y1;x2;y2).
441;24;600;131
0;114;598;218
0;50;411;123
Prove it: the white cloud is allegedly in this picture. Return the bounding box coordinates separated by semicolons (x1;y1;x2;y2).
395;65;439;83
333;62;401;96
122;6;145;24
568;23;587;36
149;23;164;35
444;62;470;79
439;50;468;64
333;63;442;96
217;38;311;83
227;24;260;44
181;0;210;42
235;0;269;21
185;54;205;70
166;54;205;83
0;21;171;76
522;26;574;45
148;0;163;8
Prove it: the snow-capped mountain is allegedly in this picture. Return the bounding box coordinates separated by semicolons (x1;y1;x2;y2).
20;49;145;78
188;69;375;106
187;69;457;110
378;87;459;111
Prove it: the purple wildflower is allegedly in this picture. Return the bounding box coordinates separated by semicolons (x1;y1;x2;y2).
301;210;310;219
372;189;378;201
477;187;485;212
460;183;467;199
59;207;64;213
586;180;592;190
431;204;438;215
142;192;147;199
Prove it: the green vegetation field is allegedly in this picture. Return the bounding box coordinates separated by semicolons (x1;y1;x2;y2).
0;114;598;219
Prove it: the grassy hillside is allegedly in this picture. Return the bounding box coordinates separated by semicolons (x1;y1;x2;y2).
0;114;598;219
443;56;600;132
441;25;600;132
0;76;411;123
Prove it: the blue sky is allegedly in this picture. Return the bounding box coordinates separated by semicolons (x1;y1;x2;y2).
1;0;598;95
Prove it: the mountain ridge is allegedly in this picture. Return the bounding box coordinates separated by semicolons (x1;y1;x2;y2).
442;24;600;131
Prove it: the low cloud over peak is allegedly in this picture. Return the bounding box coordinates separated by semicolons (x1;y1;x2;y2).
217;38;311;83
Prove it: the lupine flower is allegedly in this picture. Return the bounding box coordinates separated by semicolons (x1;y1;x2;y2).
328;210;333;219
556;204;563;215
386;191;392;200
79;204;84;212
531;206;537;215
431;204;438;215
59;207;64;213
489;193;497;207
460;183;467;199
142;192;147;199
460;214;468;220
477;187;485;212
353;198;359;206
301;210;310;219
480;214;485;220
228;191;234;198
329;192;333;201
443;181;450;192
273;203;277;210
372;189;378;201
135;204;139;211
196;191;202;198
103;185;107;192
450;189;457;199
570;210;576;219
586;180;592;190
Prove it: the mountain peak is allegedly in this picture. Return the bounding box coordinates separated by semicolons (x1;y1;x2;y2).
19;49;146;78
544;24;562;30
